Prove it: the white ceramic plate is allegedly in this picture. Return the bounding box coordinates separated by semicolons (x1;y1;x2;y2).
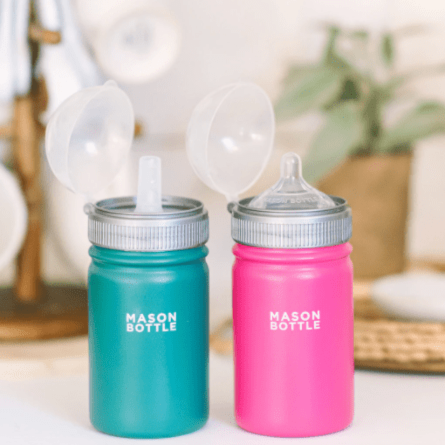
372;272;445;322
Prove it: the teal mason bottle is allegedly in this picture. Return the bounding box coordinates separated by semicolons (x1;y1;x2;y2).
86;196;209;438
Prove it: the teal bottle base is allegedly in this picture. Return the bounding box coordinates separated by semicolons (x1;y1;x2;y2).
91;414;209;439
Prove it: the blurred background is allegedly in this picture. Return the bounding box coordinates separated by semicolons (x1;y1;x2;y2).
1;0;445;374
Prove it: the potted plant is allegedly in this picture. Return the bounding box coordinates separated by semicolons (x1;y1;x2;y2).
275;25;445;278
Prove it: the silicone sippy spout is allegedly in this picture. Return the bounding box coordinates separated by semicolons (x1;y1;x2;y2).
249;152;336;210
134;156;163;213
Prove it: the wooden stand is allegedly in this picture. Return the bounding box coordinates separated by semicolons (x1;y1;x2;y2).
13;93;43;302
0;4;88;341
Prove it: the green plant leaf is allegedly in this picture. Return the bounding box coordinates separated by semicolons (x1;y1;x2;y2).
339;78;360;101
381;33;394;67
321;25;354;72
324;51;352;72
274;67;344;120
323;77;361;111
360;88;384;151
322;31;372;88
378;102;445;152
303;102;364;183
322;35;352;72
323;25;341;59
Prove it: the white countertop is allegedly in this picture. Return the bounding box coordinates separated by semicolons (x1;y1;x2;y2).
1;352;445;445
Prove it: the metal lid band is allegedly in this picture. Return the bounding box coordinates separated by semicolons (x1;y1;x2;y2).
87;196;209;252
231;196;352;249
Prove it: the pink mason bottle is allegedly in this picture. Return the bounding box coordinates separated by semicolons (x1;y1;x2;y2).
230;152;353;437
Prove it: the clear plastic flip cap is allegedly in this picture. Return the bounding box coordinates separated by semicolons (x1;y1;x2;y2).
45;80;163;214
186;82;275;203
249;152;336;210
45;81;208;251
45;80;135;200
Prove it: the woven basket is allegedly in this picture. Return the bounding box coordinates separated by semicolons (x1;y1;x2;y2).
353;278;445;373
210;261;445;373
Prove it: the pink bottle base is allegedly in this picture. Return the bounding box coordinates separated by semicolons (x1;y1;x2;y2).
236;413;353;438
